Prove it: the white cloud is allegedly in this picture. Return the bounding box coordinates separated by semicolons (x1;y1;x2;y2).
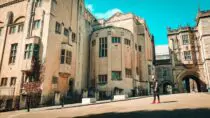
86;4;94;12
95;8;123;19
155;45;169;55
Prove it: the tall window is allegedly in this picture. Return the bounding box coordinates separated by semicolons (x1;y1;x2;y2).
135;44;137;50
64;28;69;37
60;49;72;65
99;37;107;57
33;20;41;29
10;77;16;86
35;0;42;7
9;26;16;34
125;68;132;78
98;75;107;84
18;24;24;32
72;32;76;42
60;49;65;64
124;38;131;46
112;37;121;43
9;44;18;64
24;44;33;59
55;22;61;34
112;71;121;80
182;34;189;45
66;51;72;65
184;51;192;60
51;0;57;11
0;78;8;86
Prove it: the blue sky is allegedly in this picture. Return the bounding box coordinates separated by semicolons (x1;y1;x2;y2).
85;0;210;46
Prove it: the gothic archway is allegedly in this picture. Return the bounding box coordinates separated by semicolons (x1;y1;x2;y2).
176;70;207;93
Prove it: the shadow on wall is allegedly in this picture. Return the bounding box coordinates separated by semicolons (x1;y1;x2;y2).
72;108;210;118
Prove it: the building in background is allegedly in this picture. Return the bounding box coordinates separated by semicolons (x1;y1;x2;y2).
168;10;210;93
155;45;173;94
90;12;155;98
0;0;155;110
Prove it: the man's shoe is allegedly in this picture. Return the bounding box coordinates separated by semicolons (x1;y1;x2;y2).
157;101;160;104
152;101;156;104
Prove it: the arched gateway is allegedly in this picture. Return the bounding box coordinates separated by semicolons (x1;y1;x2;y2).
176;70;207;93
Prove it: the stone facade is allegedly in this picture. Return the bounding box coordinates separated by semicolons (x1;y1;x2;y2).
168;10;210;93
90;13;155;98
155;45;173;94
0;0;155;110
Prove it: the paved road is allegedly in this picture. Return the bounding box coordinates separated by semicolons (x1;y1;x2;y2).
1;93;210;118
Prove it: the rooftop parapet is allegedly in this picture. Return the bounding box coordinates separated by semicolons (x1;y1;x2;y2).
167;26;196;35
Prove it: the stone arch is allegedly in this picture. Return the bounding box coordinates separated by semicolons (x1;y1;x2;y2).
176;70;207;93
14;16;25;23
159;80;173;94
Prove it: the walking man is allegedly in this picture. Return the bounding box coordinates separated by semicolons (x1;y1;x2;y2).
152;76;160;104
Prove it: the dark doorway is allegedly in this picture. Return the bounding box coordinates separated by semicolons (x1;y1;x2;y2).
182;75;202;93
163;82;172;94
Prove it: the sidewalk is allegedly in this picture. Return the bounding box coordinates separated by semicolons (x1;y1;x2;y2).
2;95;151;114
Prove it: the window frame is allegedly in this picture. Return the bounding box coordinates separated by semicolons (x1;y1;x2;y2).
9;43;18;64
184;51;192;60
182;34;189;45
55;22;61;34
112;71;122;80
98;75;107;84
99;37;108;57
33;20;41;30
0;78;8;86
10;77;16;86
125;68;132;78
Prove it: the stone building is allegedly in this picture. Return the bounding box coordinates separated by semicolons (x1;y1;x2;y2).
168;10;210;93
155;45;173;94
90;13;155;98
0;0;98;110
0;0;154;110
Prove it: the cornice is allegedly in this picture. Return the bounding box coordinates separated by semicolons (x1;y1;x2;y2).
0;0;25;8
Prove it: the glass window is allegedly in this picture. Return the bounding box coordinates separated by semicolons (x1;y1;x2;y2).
66;51;72;65
0;78;8;86
9;26;16;34
35;0;42;7
55;22;61;34
99;37;107;57
112;37;121;43
52;0;57;11
24;44;34;59
135;44;137;50
18;24;24;32
98;75;107;84
125;68;132;78
64;28;69;37
72;32;76;42
10;77;16;86
184;51;192;60
60;49;65;64
182;34;189;45
112;71;121;80
124;38;131;46
9;43;18;64
33;20;41;29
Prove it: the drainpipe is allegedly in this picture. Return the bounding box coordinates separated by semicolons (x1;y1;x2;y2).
0;19;9;74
